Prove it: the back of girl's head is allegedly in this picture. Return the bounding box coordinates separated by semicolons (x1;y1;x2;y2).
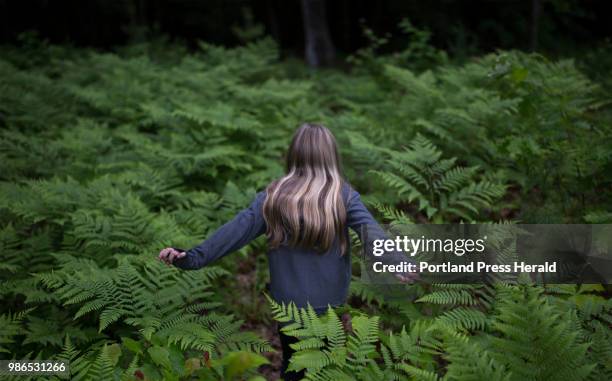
286;123;342;174
263;123;347;253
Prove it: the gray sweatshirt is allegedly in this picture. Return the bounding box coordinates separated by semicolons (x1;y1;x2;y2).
173;182;396;313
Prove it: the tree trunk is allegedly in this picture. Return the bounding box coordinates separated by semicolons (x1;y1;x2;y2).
529;0;542;52
266;0;281;45
126;0;148;42
301;0;336;67
342;0;350;52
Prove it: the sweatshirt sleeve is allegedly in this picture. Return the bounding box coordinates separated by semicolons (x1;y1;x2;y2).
346;188;414;268
173;191;267;270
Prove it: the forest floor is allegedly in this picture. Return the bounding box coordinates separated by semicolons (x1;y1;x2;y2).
243;319;282;380
234;252;283;380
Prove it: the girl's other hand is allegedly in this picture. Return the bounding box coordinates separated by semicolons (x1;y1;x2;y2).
158;247;186;265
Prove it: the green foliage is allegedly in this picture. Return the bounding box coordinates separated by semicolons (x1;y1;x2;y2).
337;48;611;223
270;284;608;381
370;134;505;222
0;37;285;380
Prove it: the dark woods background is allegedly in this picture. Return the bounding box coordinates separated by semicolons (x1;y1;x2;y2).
1;0;610;65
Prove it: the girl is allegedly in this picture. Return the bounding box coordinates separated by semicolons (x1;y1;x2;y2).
158;123;417;380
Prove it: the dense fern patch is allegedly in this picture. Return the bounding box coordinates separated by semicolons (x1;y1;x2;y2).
0;35;610;380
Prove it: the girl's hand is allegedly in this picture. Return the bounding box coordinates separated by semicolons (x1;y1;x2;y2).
395;272;420;284
158;247;186;265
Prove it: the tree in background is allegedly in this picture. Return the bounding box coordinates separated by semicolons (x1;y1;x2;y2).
530;0;542;51
301;0;336;67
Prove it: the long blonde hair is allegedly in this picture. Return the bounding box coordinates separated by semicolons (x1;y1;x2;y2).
263;123;347;254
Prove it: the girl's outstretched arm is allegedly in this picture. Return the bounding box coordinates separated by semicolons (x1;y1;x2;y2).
346;188;419;283
346;188;394;244
169;191;267;270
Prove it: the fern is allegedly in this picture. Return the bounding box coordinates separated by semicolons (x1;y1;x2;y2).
371;135;505;222
0;310;31;353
